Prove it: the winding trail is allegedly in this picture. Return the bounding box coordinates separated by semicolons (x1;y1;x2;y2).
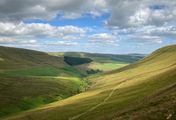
68;85;119;120
68;64;176;120
68;76;133;120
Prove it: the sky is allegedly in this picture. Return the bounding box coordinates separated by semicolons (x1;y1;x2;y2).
0;0;176;54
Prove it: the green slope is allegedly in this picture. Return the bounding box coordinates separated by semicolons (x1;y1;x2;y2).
4;45;176;120
50;52;144;74
0;46;87;118
0;46;66;70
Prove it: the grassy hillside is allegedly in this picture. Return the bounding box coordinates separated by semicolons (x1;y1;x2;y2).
0;46;66;70
50;52;144;73
0;46;87;118
4;45;176;120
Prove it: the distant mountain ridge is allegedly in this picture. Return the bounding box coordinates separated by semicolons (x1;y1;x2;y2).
50;51;145;74
50;52;145;63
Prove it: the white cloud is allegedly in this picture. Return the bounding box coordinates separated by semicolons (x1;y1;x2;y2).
0;22;86;38
62;36;81;40
106;0;176;28
0;22;86;46
89;33;116;41
0;0;176;48
47;41;78;46
0;37;37;44
112;24;176;44
0;0;175;29
89;33;118;46
0;37;16;43
0;0;108;22
129;35;163;43
129;8;151;27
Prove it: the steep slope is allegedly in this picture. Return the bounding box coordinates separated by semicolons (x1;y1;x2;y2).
4;45;176;120
0;46;86;118
50;52;144;74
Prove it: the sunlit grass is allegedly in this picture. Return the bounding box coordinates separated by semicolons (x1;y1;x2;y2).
0;58;4;61
88;62;128;71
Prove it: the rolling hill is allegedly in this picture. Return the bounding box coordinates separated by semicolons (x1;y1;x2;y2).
0;46;87;118
3;45;176;120
0;46;66;70
50;52;144;74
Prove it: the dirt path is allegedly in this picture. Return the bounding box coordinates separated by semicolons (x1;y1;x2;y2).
68;64;176;120
68;76;134;120
68;85;119;120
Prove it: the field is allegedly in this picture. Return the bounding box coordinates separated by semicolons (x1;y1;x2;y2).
2;45;176;120
50;52;144;74
87;62;128;71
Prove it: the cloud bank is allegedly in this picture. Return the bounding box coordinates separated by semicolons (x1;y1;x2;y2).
0;0;175;52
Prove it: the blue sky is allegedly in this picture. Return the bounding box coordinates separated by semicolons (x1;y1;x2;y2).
0;0;175;54
25;13;110;27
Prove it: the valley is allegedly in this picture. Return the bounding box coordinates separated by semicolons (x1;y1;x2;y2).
0;46;142;119
0;45;175;120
